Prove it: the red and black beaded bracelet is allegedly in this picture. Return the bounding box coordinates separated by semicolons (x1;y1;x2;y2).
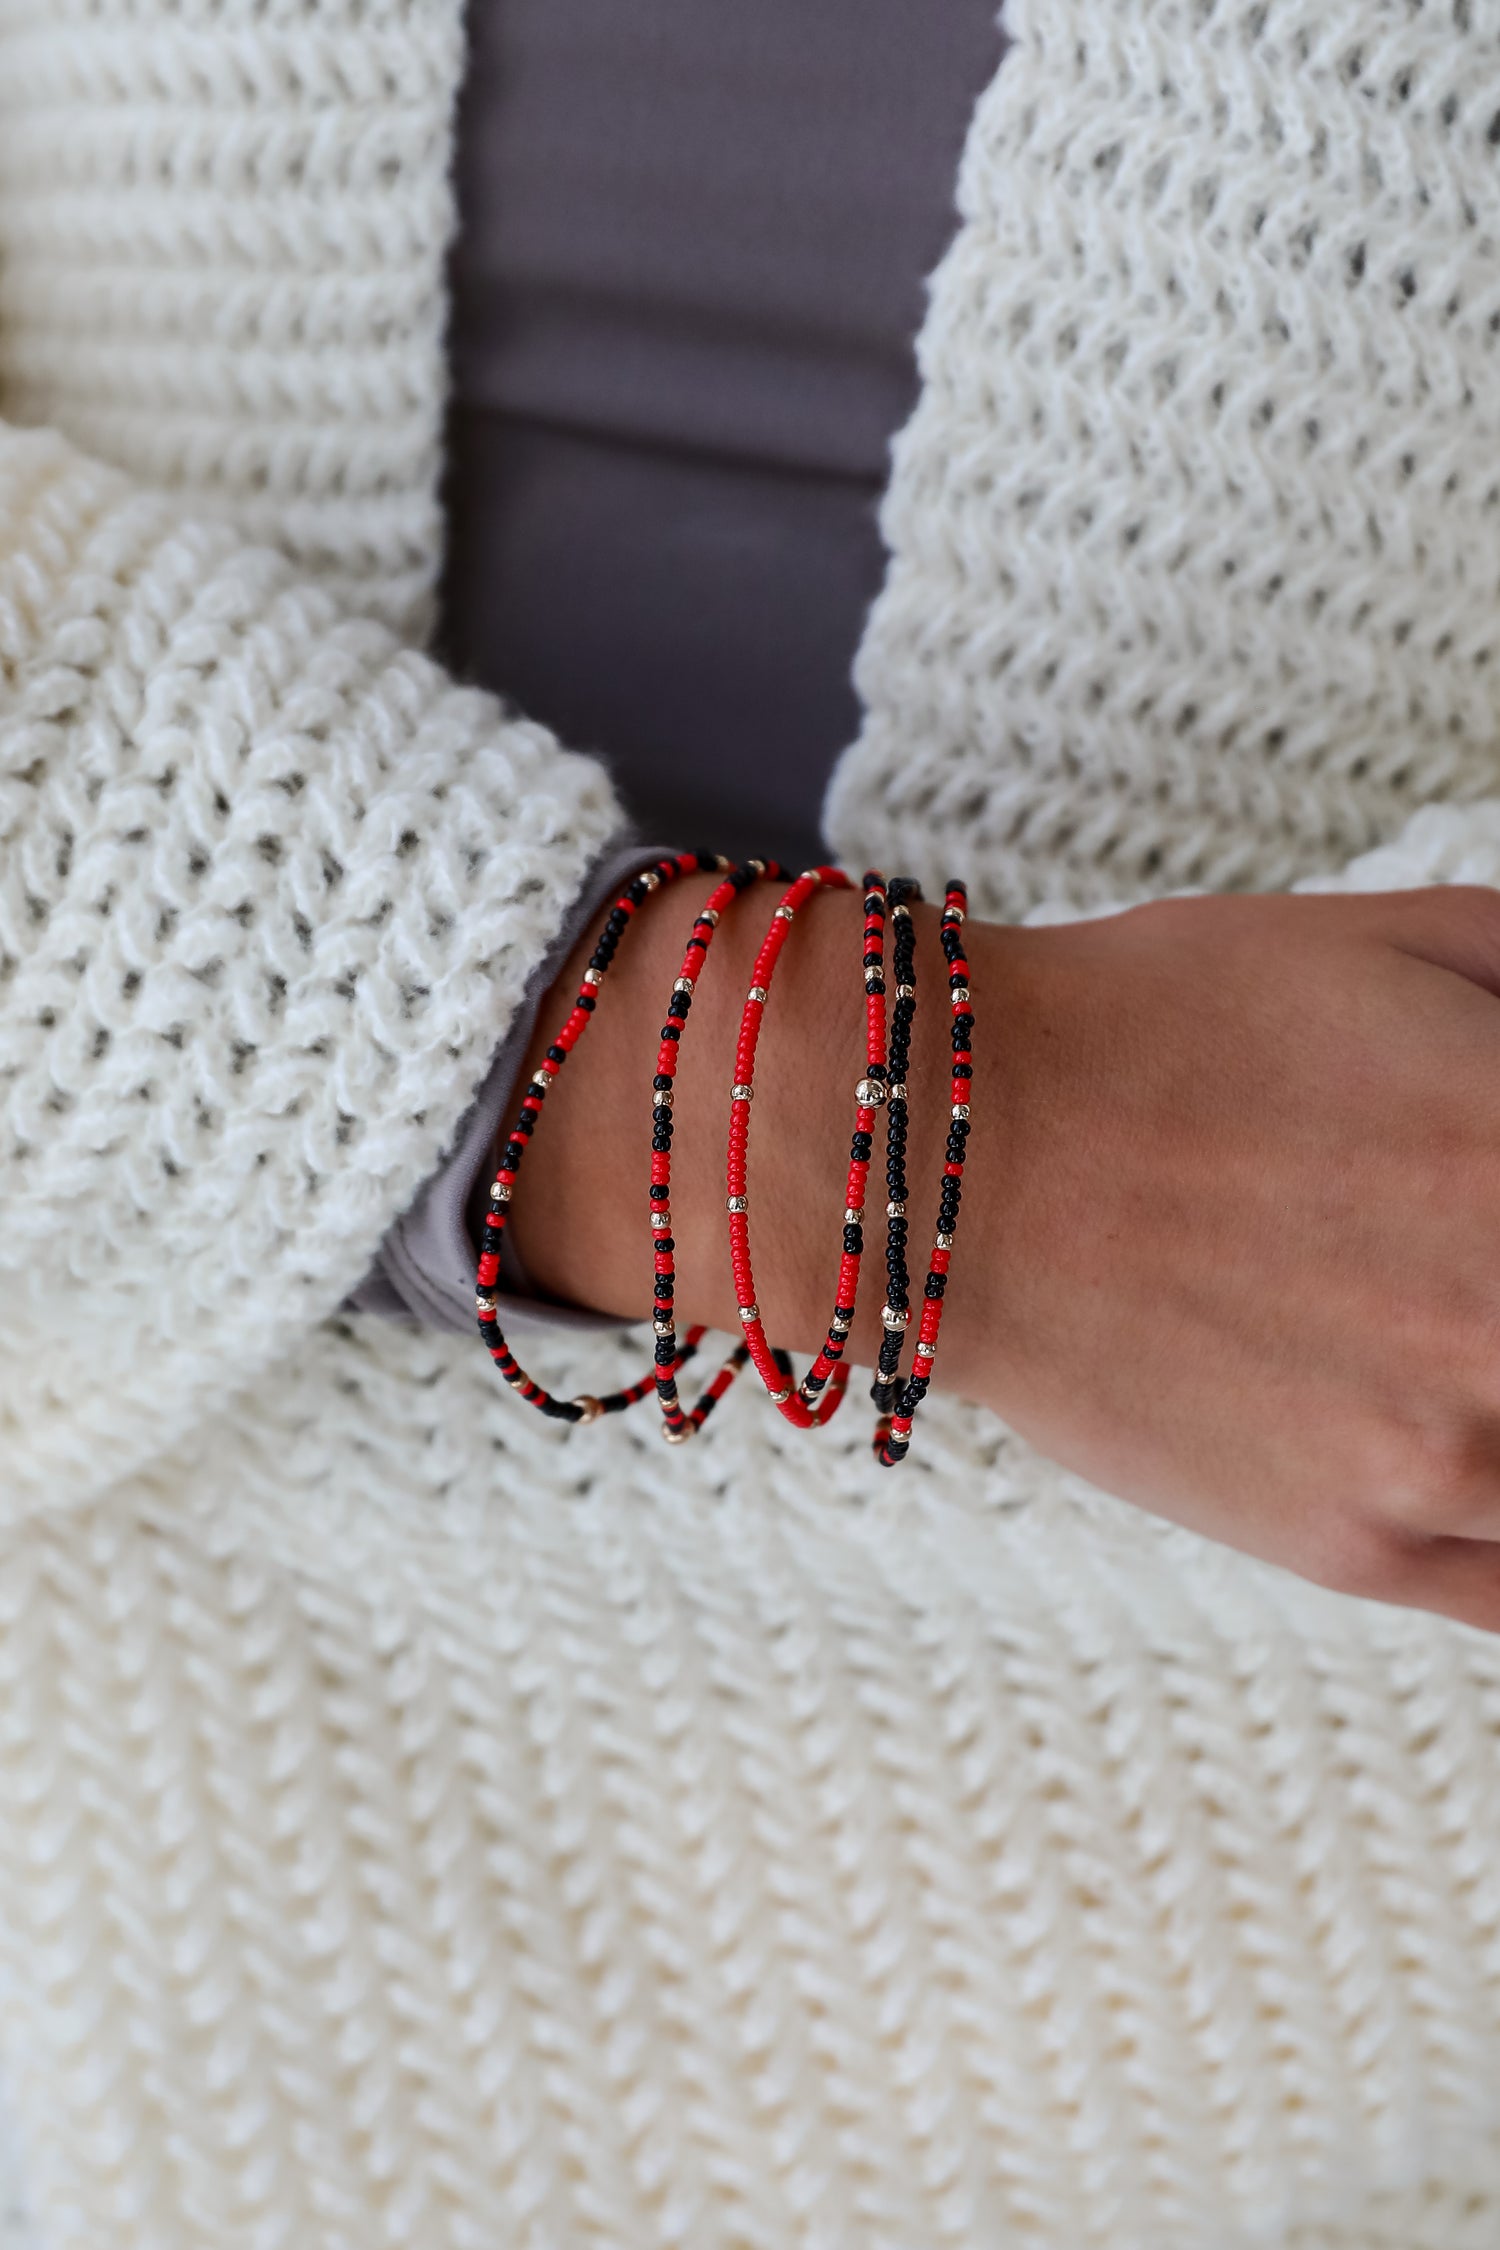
648;858;784;1443
878;879;973;1467
727;864;881;1429
871;877;920;1419
476;850;725;1424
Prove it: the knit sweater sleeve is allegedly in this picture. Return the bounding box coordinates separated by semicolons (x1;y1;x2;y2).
0;424;624;1516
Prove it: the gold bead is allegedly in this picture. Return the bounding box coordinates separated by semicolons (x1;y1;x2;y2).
489;1181;512;1204
897;983;916;1000
952;1103;971;1120
662;1419;695;1445
731;1083;754;1102
726;1194;748;1213
915;1343;937;1360
951;985;971;1005
856;1077;888;1107
882;1304;910;1331
673;976;694;994
573;1395;604;1424
582;968;603;986
936;1232;955;1251
476;1291;499;1316
748;985;768;1004
768;1387;793;1406
775;903;796;921
654;1088;674;1110
887;1200;907;1219
700;906;720;927
738;1303;760;1323
888;1083;908;1104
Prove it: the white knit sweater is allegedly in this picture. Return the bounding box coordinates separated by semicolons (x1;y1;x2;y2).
6;4;1500;2246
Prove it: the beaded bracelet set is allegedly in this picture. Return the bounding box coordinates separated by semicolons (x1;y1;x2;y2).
475;850;974;1468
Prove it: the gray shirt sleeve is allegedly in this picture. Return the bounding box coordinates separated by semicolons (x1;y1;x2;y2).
346;838;676;1334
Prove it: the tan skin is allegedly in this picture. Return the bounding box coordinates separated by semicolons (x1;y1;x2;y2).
491;876;1500;1636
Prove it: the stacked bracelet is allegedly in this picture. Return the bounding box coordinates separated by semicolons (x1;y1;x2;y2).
726;866;859;1429
478;849;976;1474
878;880;973;1468
476;850;726;1423
649;859;783;1444
871;877;919;1418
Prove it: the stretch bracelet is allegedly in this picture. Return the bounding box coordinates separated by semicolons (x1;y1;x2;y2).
878;880;973;1467
650;859;784;1444
726;866;858;1429
872;877;919;1418
476;849;724;1423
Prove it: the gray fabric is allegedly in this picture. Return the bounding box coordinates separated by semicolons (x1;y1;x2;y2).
348;839;671;1333
440;0;1007;861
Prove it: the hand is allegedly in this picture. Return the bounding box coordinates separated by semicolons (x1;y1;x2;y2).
963;887;1500;1631
505;875;1500;1632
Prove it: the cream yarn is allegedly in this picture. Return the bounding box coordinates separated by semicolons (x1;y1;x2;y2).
0;0;467;641
829;0;1500;917
7;1;1500;2245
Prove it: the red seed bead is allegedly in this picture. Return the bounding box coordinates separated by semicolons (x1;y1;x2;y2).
477;850;728;1426
649;859;786;1442
878;878;972;1468
728;864;878;1430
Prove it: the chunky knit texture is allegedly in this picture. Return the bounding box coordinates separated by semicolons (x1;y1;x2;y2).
0;0;466;640
7;2;1500;2246
828;0;1500;915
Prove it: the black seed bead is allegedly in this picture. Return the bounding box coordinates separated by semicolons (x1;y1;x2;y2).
540;1397;580;1422
650;1182;668;1201
772;1347;795;1378
843;1224;863;1254
852;1132;873;1159
804;1370;827;1393
578;993;596;1012
837;1304;855;1322
625;878;648;904
695;848;719;871
953;1012;975;1038
654;1234;675;1255
503;1141;524;1168
652;1131;671;1152
867;978;886;996
653;1073;673;1091
653;1278;673;1302
871;1381;898;1414
954;1062;972;1079
655;1338;678;1365
661;1023;681;1041
925;1272;947;1299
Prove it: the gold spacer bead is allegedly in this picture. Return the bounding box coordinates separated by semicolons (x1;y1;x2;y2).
951;986;971;1005
489;1181;512;1204
476;1291;499;1315
856;1077;888;1107
748;985;768;1004
882;1303;911;1330
641;870;662;892
747;858;767;876
673;976;694;995
573;1395;604;1425
915;1343;937;1360
799;868;823;884
936;1232;955;1251
654;1088;674;1109
768;1387;793;1406
699;906;720;927
775;904;796;921
726;1194;748;1213
952;1103;971;1120
891;902;912;919
738;1303;760;1323
887;1200;907;1219
844;1207;864;1225
654;1317;675;1336
662;1420;696;1445
651;1211;671;1229
897;983;916;1000
888;1083;908;1104
582;968;603;987
731;1083;754;1103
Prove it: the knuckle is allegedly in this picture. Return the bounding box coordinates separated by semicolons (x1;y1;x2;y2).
1364;1413;1499;1538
